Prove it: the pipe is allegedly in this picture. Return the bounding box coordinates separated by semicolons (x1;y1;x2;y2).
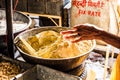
5;0;14;58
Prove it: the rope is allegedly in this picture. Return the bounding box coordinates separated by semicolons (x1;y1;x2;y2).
13;0;19;12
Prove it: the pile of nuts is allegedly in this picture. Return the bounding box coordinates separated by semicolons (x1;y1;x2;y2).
0;61;21;80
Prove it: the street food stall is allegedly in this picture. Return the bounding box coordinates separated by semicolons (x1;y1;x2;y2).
0;0;120;80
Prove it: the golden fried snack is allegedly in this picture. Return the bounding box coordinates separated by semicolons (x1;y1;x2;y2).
18;30;93;59
0;62;21;80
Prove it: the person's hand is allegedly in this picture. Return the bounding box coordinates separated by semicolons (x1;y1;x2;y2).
60;24;103;43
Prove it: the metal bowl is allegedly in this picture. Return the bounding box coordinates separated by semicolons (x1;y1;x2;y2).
0;8;32;36
14;27;96;71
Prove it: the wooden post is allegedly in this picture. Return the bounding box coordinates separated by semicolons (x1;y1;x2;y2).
5;0;14;58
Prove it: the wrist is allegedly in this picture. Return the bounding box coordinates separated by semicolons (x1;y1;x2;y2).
94;29;104;40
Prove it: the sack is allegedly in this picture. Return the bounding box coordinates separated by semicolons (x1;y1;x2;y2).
70;0;110;31
70;0;118;45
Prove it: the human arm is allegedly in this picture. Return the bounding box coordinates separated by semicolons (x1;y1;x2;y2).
60;24;120;49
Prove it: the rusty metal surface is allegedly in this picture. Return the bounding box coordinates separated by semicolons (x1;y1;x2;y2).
14;27;96;71
16;65;80;80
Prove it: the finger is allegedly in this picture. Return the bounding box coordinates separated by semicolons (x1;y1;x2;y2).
63;34;82;43
60;29;76;35
70;36;91;43
71;37;82;43
72;26;78;30
63;33;80;39
73;24;85;29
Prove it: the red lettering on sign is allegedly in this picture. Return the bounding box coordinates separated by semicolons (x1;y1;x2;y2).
72;0;86;8
88;0;104;8
88;10;101;17
78;9;86;15
72;0;105;17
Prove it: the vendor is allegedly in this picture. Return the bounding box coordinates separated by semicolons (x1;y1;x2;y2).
60;24;120;80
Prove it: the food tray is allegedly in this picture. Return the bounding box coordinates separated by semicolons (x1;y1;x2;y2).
0;54;34;79
16;65;80;80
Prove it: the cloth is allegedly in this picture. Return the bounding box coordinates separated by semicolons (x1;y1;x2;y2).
110;53;120;80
